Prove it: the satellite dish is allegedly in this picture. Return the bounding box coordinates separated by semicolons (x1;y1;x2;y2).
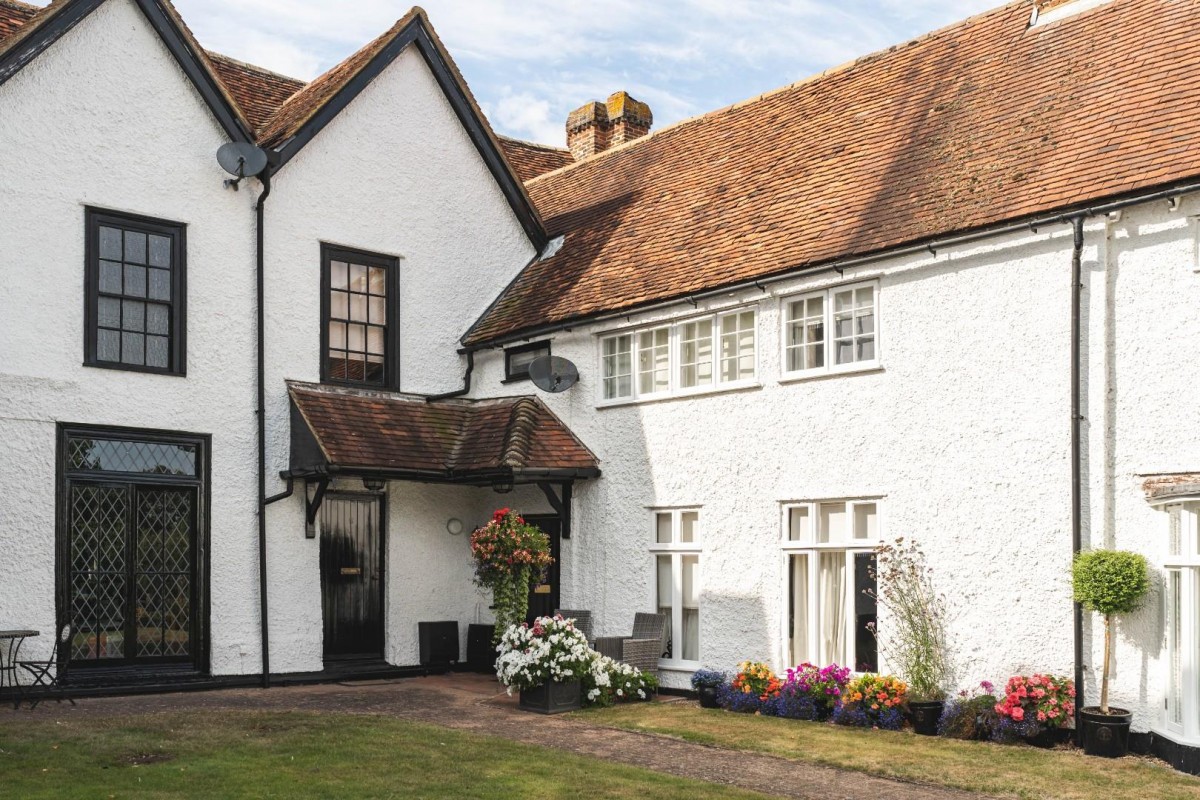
216;142;268;190
528;355;579;393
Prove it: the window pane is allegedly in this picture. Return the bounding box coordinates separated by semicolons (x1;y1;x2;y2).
347;323;366;351
853;503;876;540
330;290;348;320
789;554;809;666
680;511;698;543
368;266;387;295
679;320;713;388
349;292;368;322
835;340;854;364
99;260;123;293
656;555;673;610
145;304;169;336
366;326;385;356
818;552;846;665
368;296;386;325
148;268;170;301
853;553;878;672
638;328;670;395
656;513;673;543
329;321;347;349
349;263;367;293
97;297;121;328
602;335;632;399
329;261;349;290
788;506;810;542
148;234;171;268
1169;569;1182;725
681;554;700;661
146;336;169;369
99;226;123;260
857;337;875;362
97;329;120;361
121;332;144;365
123;231;147;264
124;265;147;298
122;300;145;332
818;502;846;543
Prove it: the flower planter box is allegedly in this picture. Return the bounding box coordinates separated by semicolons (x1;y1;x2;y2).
1080;706;1131;757
908;700;945;736
519;679;582;715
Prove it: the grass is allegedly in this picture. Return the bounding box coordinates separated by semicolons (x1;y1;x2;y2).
0;709;773;800
579;701;1200;800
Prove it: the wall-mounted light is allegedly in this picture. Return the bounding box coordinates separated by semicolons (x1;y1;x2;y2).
492;478;513;494
446;518;464;536
362;477;385;491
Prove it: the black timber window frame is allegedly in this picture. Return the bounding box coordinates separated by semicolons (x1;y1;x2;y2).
84;208;187;376
56;423;211;674
504;340;551;383
320;244;400;389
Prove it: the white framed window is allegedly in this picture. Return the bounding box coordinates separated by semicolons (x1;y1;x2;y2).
650;509;702;666
781;499;880;671
597;307;758;404
1162;502;1200;741
601;333;632;400
783;281;878;377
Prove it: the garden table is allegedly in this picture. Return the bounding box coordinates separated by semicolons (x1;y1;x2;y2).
0;629;38;709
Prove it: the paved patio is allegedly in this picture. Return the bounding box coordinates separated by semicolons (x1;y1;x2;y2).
6;674;988;800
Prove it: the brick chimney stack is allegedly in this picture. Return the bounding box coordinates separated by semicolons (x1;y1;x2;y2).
566;91;653;160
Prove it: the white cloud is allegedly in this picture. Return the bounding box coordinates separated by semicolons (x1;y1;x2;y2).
171;0;1005;145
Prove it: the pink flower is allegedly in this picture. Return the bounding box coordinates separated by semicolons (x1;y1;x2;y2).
1011;707;1025;722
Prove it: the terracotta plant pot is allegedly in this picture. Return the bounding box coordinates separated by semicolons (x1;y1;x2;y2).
908;700;945;736
1080;706;1132;758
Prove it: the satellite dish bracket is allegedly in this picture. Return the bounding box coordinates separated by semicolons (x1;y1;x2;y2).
224;157;248;191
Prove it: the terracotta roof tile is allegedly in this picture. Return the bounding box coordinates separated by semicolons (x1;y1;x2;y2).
498;136;573;182
288;383;599;479
0;0;36;42
465;0;1200;345
208;53;304;134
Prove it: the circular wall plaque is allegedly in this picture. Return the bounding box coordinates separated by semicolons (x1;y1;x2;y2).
446;518;464;536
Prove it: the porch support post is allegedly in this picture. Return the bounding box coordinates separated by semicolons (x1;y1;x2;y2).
561;481;572;540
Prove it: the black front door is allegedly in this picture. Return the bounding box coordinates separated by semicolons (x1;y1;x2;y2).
319;494;384;659
525;515;561;621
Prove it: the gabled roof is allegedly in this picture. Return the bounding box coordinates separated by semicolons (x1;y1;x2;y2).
255;7;547;249
498;136;574;182
209;53;304;135
287;382;600;484
464;0;1200;346
0;0;36;40
0;0;255;140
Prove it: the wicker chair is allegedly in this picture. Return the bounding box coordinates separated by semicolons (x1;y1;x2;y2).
554;609;594;643
593;612;668;675
17;624;75;710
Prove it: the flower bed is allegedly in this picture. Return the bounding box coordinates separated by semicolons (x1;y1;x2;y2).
833;673;907;730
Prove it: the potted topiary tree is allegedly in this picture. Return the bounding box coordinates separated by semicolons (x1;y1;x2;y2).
870;538;954;735
1072;549;1150;758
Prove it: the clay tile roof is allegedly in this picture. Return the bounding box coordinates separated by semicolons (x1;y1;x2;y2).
257;8;423;147
465;0;1200;346
498;135;574;182
0;0;36;42
208;53;305;135
1142;473;1200;502
288;383;599;481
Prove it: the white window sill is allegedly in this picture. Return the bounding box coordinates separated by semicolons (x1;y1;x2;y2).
1152;727;1200;747
596;379;762;409
779;363;883;384
659;661;703;673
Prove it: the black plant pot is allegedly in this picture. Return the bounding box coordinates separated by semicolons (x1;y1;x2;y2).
697;686;721;709
909;701;945;736
1024;726;1071;748
1080;706;1132;758
519;679;582;715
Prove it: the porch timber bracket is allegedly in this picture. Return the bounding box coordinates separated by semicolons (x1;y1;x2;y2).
537;481;573;539
306;477;330;526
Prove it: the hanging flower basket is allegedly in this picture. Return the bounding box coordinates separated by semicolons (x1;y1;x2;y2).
470;508;553;642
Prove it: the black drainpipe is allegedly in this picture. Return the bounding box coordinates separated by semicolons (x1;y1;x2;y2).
256;169;273;689
426;349;475;402
1069;214;1085;740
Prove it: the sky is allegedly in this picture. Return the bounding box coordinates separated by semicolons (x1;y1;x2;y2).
173;0;1003;148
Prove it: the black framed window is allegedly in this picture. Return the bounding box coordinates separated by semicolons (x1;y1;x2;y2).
58;425;209;670
85;209;186;374
321;245;399;388
505;340;550;382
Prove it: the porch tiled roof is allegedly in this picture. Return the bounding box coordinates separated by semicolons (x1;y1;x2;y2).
1142;473;1200;503
463;0;1200;345
287;383;599;482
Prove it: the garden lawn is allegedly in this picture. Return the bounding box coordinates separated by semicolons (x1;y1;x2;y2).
0;709;773;800
581;702;1200;800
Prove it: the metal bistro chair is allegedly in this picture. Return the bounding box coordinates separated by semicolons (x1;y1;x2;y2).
554;609;594;643
594;612;668;676
18;624;75;710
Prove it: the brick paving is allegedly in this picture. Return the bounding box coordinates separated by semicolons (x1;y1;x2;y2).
8;674;990;800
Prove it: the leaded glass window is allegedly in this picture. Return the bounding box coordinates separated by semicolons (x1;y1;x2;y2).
86;210;185;373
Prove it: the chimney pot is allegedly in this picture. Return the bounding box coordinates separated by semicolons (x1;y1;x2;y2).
565;91;653;160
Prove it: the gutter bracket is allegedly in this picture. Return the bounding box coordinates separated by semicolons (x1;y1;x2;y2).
306;477;330;530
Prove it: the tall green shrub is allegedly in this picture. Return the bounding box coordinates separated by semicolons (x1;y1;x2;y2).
1072;550;1149;713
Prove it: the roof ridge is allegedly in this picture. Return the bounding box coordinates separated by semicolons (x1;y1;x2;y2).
528;0;1029;186
498;397;539;469
497;133;568;153
0;0;38;13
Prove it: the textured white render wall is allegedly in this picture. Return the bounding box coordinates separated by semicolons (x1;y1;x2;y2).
0;0;262;673
470;207;1200;707
259;43;536;670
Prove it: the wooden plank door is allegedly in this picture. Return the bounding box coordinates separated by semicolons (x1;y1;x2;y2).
319;494;384;659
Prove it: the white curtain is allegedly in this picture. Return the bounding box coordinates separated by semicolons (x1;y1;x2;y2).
818;552;845;665
790;554;808;665
681;555;700;661
657;556;674;658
